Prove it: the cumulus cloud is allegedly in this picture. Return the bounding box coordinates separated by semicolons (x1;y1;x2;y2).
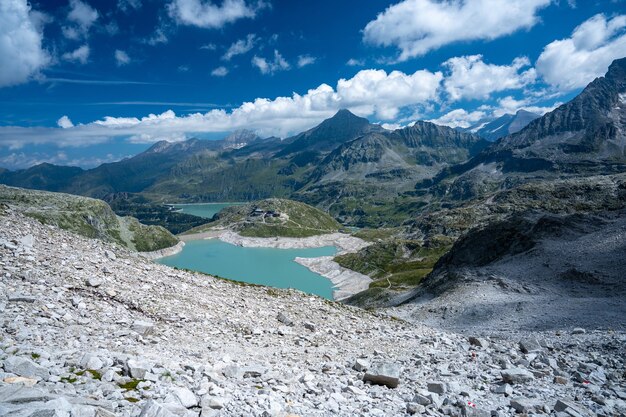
62;45;90;64
363;0;551;61
168;0;266;29
63;0;99;39
118;0;142;12
536;14;626;91
115;50;131;66
297;55;317;68
0;0;50;87
493;95;561;117
346;58;365;66
252;50;290;74
211;66;229;77
0;66;447;148
443;55;536;101
429;108;487;128
57;116;74;128
336;69;442;119
222;34;256;60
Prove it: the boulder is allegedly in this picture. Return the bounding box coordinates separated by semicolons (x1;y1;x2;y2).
427;381;447;394
353;358;369;372
277;312;294;326
3;357;50;380
167;387;198;408
126;358;151;379
363;362;401;388
519;338;543;354
501;368;534;384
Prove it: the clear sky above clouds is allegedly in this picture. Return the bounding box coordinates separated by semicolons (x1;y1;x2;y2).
1;0;625;169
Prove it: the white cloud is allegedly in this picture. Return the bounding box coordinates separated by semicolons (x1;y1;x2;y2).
493;95;561;117
211;66;229;77
63;0;99;39
252;50;290;75
115;49;131;66
222;34;256;60
336;68;442;119
363;0;551;61
57;116;74;128
443;55;536;101
429;108;487;128
200;43;216;50
62;45;90;64
346;58;364;66
536;14;626;91
168;0;265;29
146;27;169;45
0;0;50;87
118;0;142;12
297;55;316;68
0;66;447;148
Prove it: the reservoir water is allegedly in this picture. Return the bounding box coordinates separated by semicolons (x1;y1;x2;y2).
173;203;245;219
157;239;337;299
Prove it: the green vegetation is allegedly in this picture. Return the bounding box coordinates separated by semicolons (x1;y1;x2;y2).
119;378;144;391
186;198;342;238
335;239;451;290
0;185;179;252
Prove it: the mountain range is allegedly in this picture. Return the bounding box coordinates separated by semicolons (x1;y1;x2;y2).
460;109;541;141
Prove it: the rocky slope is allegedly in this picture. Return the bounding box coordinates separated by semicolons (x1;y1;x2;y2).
0;185;178;252
1;209;626;416
393;210;626;334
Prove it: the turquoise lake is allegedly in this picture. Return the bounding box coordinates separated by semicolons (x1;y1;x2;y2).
158;239;337;299
172;203;245;219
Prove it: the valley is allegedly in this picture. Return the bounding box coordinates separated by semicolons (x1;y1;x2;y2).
0;26;625;416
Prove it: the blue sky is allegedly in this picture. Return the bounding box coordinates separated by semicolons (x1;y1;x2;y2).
0;0;625;169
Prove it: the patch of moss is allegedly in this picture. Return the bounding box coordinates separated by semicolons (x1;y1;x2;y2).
125;397;140;403
119;378;144;391
60;376;77;384
87;369;102;380
30;353;40;359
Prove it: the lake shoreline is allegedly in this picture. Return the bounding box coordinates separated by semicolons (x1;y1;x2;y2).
173;230;372;300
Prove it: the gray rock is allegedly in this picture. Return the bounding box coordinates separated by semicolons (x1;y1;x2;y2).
0;385;51;403
493;383;513;396
3;357;50;380
277;312;294;326
353;358;369;372
19;234;34;248
7;294;36;303
468;336;487;348
139;400;196;417
427;381;447;394
132;320;155;336
126;359;150;379
572;328;586;335
510;398;536;413
519;338;543;354
167;387;197;408
303;322;316;332
554;399;589;416
80;354;104;371
86;277;103;287
501;368;534;384
105;250;116;260
412;393;431;406
364;362;401;388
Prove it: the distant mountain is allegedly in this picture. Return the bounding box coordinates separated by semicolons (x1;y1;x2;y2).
0;109;488;226
463;110;541;141
275;109;383;157
425;57;626;202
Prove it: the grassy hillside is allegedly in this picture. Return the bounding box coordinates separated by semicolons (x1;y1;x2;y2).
185;198;342;238
0;185;178;252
